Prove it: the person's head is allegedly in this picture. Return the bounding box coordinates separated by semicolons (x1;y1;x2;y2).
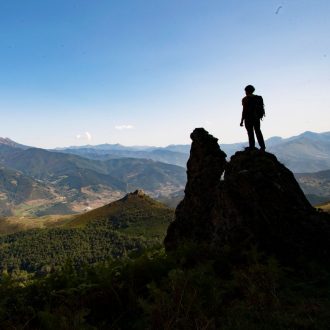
244;85;255;95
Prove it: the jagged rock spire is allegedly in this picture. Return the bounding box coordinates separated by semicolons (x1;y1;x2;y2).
164;128;330;263
164;128;227;249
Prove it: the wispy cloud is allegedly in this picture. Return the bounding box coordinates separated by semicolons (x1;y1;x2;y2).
115;124;134;130
76;131;92;141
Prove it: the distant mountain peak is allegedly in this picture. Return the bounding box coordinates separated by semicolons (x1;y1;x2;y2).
300;131;318;137
294;130;330;139
0;137;29;149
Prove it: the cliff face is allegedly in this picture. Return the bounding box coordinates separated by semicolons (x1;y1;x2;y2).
164;128;330;262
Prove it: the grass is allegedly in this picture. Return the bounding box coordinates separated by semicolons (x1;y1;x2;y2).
0;215;72;235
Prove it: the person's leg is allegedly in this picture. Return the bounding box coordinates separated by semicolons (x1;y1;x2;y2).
245;121;255;148
254;120;266;150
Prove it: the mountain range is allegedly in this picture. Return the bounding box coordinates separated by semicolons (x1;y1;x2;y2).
0;130;330;216
56;131;330;173
55;131;330;205
3;130;330;173
0;144;185;216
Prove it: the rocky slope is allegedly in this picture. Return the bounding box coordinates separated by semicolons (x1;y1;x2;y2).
165;128;330;263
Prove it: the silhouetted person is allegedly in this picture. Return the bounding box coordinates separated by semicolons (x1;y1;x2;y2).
240;85;266;150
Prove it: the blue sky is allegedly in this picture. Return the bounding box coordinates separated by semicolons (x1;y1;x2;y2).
0;0;329;148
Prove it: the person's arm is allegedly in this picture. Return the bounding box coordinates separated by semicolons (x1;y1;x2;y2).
240;97;246;126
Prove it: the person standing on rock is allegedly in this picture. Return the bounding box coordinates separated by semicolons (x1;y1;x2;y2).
240;85;266;151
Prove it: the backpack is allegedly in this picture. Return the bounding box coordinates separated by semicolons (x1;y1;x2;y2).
255;95;265;119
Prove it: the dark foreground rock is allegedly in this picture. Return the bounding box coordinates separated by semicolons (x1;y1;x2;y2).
164;128;330;263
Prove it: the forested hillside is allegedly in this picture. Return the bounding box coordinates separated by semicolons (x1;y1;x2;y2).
0;191;174;274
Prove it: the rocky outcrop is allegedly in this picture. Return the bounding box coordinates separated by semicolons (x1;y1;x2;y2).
164;128;330;263
124;189;146;198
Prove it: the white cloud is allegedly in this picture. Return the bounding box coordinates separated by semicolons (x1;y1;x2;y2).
115;124;134;130
85;131;92;141
76;131;92;141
